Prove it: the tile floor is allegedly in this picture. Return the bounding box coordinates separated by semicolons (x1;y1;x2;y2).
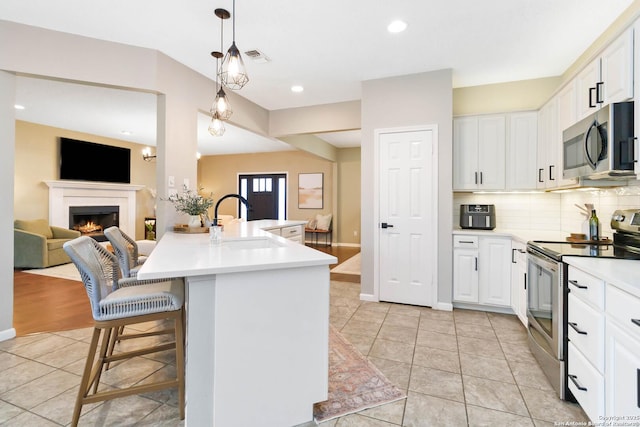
0;280;588;426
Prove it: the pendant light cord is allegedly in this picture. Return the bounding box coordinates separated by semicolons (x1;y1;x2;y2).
232;0;236;42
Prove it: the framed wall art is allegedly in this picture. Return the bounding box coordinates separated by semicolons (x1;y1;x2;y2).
298;173;323;209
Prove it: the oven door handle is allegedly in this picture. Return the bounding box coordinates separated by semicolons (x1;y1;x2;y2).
568;322;588;335
568;279;588;290
568;374;588;392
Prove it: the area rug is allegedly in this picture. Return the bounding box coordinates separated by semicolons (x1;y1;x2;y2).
313;326;406;423
23;262;81;282
329;253;360;275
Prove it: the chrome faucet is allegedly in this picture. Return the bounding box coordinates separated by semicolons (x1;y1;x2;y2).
213;194;250;226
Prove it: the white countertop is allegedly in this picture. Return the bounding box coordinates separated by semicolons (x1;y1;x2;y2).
453;228;568;244
137;220;336;280
563;256;640;299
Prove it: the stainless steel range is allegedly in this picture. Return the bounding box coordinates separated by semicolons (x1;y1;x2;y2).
526;209;640;401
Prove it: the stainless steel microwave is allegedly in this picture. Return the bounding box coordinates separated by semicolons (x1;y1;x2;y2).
562;101;635;180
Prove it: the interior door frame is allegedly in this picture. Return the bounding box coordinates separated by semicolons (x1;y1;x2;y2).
372;124;439;305
237;171;289;219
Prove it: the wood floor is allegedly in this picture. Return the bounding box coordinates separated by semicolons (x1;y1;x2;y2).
13;244;360;337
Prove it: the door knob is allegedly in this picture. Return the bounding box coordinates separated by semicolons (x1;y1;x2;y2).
380;223;394;229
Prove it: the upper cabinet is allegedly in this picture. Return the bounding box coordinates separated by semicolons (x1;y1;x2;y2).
507;112;538;190
537;98;558;189
453;115;506;191
576;28;634;121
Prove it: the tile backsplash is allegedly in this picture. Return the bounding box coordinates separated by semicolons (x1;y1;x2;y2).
454;184;640;238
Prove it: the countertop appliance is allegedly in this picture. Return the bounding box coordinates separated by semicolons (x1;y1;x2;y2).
562;101;635;180
526;209;640;401
459;204;496;230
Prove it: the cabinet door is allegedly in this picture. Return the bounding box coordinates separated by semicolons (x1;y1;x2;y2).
506;112;537;190
453;248;479;303
477;115;506;190
601;28;634;105
576;58;601;120
479;237;511;307
537;98;558;189
453;117;479;190
510;240;527;326
605;320;640;418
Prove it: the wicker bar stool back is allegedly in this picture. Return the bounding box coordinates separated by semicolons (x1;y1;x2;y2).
104;226;146;278
63;236;185;426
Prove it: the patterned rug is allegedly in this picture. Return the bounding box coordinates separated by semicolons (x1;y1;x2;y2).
314;326;406;423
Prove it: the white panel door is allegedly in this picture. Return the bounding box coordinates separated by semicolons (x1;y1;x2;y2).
379;129;435;307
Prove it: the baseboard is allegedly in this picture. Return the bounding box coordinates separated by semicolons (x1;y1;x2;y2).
359;293;377;302
0;328;16;342
335;243;361;248
434;302;453;312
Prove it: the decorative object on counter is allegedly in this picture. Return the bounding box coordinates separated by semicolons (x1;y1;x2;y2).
164;185;214;228
298;172;323;209
459;204;496;230
209;225;223;245
313;326;406;423
588;209;599;240
173;224;209;233
144;218;156;240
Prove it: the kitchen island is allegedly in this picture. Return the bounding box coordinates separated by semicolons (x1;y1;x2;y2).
137;220;337;427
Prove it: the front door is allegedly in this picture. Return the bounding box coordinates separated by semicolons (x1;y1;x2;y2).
378;128;436;306
239;174;286;220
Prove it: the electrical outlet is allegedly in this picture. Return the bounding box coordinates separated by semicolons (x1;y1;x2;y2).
353;230;358;237
168;175;175;188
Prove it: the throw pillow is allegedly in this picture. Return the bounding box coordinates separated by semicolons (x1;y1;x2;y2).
15;219;53;239
306;218;317;230
315;213;332;231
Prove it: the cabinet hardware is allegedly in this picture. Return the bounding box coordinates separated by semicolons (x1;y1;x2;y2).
518;249;526;254
632;319;640;328
475;172;478;184
524;272;527;290
596;82;604;104
511;248;517;264
568;374;588;391
568;279;588;290
480;172;483;184
380;223;394;229
538;168;544;183
568;322;588;335
549;165;555;181
637;369;639;409
589;87;597;108
475;257;478;271
459;240;474;244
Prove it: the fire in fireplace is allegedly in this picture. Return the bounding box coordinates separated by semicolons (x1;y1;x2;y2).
69;206;119;242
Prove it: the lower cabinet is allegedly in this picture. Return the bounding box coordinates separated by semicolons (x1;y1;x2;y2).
510;240;527;325
453;234;511;309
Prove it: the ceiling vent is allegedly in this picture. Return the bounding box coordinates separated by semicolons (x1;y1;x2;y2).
244;49;270;64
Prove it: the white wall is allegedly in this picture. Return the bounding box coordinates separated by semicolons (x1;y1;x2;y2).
361;69;453;307
0;71;16;341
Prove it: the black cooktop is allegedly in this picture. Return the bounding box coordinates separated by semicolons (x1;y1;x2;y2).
529;240;640;261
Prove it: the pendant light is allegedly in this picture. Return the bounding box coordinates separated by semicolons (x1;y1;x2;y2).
219;0;249;90
210;9;232;122
208;111;226;136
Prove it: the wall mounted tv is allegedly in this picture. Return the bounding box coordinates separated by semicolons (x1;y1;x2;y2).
59;137;131;184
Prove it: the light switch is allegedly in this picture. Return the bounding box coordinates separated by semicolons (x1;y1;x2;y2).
168;176;175;188
183;178;190;190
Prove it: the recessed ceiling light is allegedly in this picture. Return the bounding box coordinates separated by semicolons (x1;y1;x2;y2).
387;20;407;33
14;104;25;110
291;85;304;93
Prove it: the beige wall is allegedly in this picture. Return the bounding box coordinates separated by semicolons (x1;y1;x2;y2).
336;147;361;245
14;121;156;240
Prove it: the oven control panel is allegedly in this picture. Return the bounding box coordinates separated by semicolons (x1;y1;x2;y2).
611;209;640;232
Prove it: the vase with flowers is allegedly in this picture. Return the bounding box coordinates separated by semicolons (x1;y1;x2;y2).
164;186;214;228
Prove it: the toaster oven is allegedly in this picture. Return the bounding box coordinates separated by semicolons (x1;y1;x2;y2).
459;204;496;230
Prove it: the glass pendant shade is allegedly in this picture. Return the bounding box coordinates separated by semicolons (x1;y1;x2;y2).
212;87;232;120
208;113;225;136
219;41;249;90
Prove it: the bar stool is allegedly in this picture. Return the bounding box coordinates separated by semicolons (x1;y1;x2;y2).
63;236;185;427
104;226;147;278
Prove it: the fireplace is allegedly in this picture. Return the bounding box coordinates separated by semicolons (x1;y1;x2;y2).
69;205;119;242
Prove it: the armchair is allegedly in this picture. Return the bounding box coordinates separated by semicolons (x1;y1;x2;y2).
14;219;81;268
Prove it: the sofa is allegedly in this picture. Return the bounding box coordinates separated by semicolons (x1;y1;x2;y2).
14;219;81;268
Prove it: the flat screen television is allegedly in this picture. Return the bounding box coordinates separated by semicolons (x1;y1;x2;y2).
59;137;131;184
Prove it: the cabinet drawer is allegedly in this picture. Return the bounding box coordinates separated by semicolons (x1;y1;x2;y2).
453;235;478;248
568;342;605;422
568;293;605;373
606;285;640;339
567;266;605;311
281;225;302;238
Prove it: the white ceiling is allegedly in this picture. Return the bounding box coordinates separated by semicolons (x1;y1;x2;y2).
3;0;634;153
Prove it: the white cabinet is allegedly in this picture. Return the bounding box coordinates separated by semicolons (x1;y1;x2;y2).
537;97;558;189
577;28;634;120
510;240;527;326
605;284;640;418
453;115;505;191
556;81;580;187
453;236;479;303
506;112;538;190
266;224;304;244
453;234;511;309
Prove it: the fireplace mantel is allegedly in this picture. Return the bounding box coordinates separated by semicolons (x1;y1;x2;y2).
45;180;145;238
